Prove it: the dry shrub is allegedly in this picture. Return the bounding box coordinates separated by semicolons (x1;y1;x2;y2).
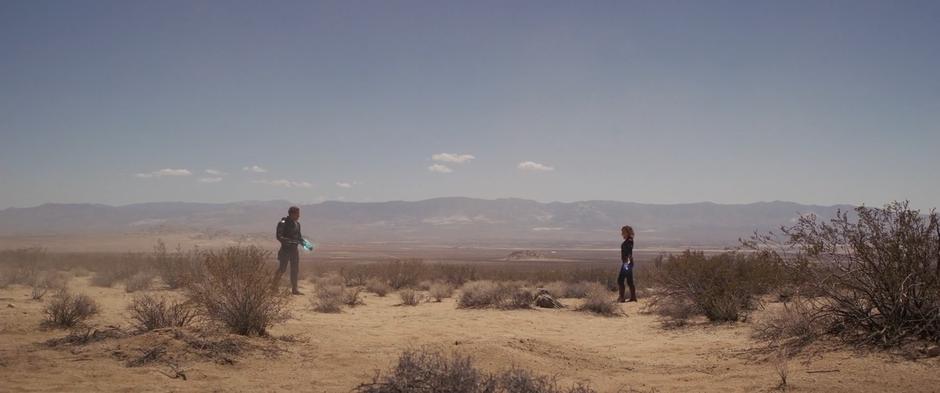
429;283;454;302
385;259;425;289
543;281;569;298
311;273;345;288
646;251;778;323
752;201;940;346
416;280;434;291
344;286;365;307
30;270;69;300
399;289;421;306
186;246;290;336
644;296;697;328
575;287;622;317
42;291;100;328
753;299;822;349
355;349;596;393
365;278;392;297
457;281;534;310
127;294;197;331
152;240;205;289
312;285;344;313
125;271;155;293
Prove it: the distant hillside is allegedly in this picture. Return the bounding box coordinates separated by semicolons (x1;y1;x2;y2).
0;198;855;246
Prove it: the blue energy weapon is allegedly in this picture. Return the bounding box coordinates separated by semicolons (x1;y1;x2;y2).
302;238;315;251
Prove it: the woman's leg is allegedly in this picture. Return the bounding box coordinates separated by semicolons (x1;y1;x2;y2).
625;269;637;301
617;268;627;302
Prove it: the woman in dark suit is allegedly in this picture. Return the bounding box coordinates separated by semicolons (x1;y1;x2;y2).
618;225;637;302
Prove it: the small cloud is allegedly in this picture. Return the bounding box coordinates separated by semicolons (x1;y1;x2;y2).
199;177;223;183
428;164;453;173
252;179;313;189
205;169;225;176
135;168;192;178
432;153;475;164
336;182;353;188
517;161;554;172
242;165;267;173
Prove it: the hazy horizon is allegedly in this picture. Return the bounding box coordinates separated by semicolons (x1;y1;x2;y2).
2;1;938;210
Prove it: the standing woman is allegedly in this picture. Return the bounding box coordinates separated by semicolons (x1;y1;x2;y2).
618;225;637;303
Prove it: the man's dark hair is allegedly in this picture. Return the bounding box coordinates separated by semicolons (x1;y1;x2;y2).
288;206;299;215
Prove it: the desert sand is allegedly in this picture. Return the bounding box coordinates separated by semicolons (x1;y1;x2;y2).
2;275;938;393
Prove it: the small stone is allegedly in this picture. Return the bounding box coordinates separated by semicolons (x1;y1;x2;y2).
6;303;13;308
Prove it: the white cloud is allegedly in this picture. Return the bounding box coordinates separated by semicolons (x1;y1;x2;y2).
199;177;223;183
432;153;475;164
517;161;554;172
135;168;192;178
242;165;267;173
205;169;225;176
252;179;313;189
428;164;453;173
336;182;352;188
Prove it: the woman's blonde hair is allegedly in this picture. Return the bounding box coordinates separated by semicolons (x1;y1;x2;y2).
621;225;635;238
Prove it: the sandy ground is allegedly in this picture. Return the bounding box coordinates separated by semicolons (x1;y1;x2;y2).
1;278;939;393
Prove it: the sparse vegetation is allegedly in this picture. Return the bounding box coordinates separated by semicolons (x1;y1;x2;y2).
429;282;454;302
42;291;100;328
152;240;205;289
127;294;197;331
753;299;822;350
186;246;290;336
355;348;597;393
748;201;940;347
344;286;365;307
575;286;622;317
645;251;780;324
399;288;421;306
365;278;392;297
312;285;344;313
457;281;534;310
124;271;155;293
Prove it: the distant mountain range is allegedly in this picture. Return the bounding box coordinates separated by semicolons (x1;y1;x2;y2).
0;198;855;246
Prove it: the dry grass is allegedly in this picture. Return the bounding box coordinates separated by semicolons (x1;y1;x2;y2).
575;287;622;317
127;294;197;332
124;271;155;293
312;285;344;313
429;283;454;302
42;291;100;328
365;278;392;297
457;281;534;310
354;348;597;393
399;288;422;306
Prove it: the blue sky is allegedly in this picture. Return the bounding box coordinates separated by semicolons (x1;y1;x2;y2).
1;1;938;209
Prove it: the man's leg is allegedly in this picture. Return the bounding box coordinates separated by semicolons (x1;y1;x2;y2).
289;248;301;294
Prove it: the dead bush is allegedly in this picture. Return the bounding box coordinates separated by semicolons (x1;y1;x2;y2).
429;283;454;302
575;288;622;317
344;286;365;307
385;259;425;289
42;291;100;328
365;278;392;297
152;240;205;289
186;246;290;336
354;348;597;393
399;289;421;306
125;271;155;293
127;294;197;331
30;270;69;300
457;281;534;310
311;273;345;288
646;251;777;323
753;299;823;349
312;285;344;313
751;201;940;346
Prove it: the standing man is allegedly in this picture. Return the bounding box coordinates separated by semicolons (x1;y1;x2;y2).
274;206;304;295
